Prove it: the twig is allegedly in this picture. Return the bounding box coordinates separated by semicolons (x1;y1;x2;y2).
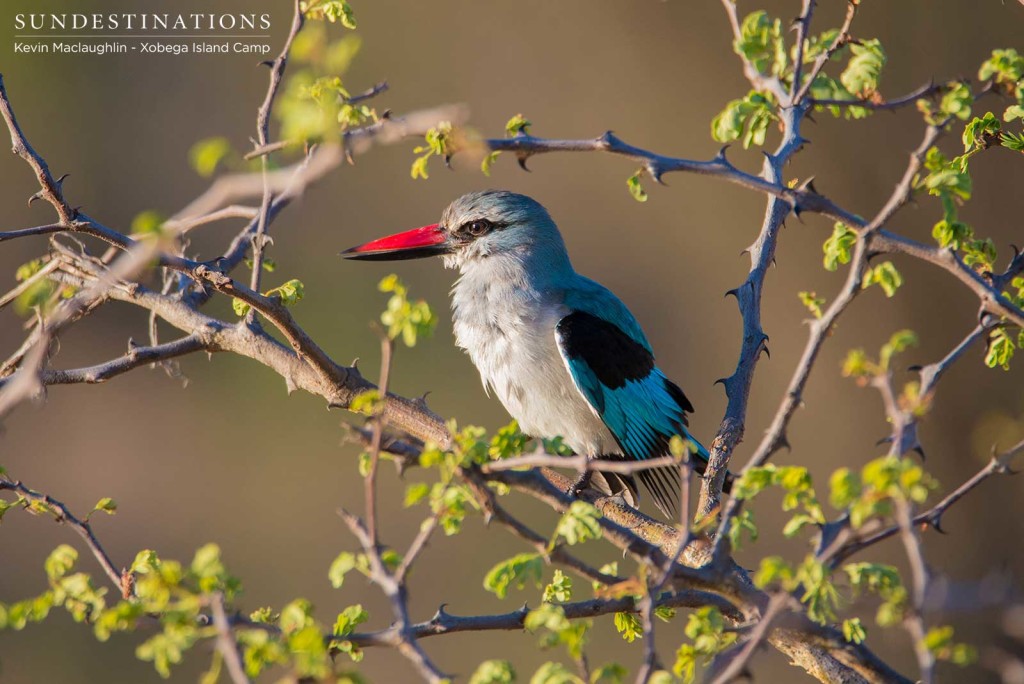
0;335;206;388
248;0;304;296
0;223;66;242
342;590;741;647
790;0;818;104
810;81;945;112
365;335;393;549
0;475;125;593
210;592;251;684
792;1;858;104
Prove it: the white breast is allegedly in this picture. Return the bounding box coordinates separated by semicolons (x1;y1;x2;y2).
450;264;618;457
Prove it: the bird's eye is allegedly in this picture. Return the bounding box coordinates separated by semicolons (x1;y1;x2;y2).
466;219;492;237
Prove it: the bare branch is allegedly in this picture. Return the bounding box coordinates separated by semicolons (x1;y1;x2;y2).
810;81;945;112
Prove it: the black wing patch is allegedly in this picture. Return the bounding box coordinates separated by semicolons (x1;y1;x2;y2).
556;311;654;389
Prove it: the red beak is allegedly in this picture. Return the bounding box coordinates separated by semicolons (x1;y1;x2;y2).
340;224;450;261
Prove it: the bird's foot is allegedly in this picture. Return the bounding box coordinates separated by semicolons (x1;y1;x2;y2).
565;469;594;499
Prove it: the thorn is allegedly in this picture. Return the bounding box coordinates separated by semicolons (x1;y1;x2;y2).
381;109;393;121
517;155;530;172
775;434;791;452
55;173;69;190
930;515;947;534
714;144;731;163
599;130;618;148
875;435;893;447
761;345;770;360
913;445;926;460
127;337;139;352
443;154;453;170
713;377;729;388
798;176;817;193
27;190;43;206
724;288;739;300
649;165;666;186
351;358;360;370
907;364;923;372
259;60;274;68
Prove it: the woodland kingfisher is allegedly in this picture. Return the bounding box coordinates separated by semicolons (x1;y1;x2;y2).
342;190;728;518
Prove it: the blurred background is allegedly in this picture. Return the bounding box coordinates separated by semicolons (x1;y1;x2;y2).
1;0;1023;681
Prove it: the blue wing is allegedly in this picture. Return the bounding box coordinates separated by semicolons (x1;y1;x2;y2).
555;293;708;516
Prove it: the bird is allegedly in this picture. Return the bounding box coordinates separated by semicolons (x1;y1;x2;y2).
342;190;727;518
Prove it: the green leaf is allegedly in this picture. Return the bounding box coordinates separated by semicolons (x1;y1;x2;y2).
403;482;431;508
489;421;529;459
880;329;917;370
923;625;978;666
754;556;794;590
332;604;369;638
734;11;786;76
841;39;885;97
470;660;516;684
506;114;532;136
798;291;825;318
962;112;1001;155
15;258;44;282
483;553;543;599
543;569;573;603
863;261;903;297
379;274;438;346
530;662;583;684
303;0;357;28
231;298;250;317
92;497;117;516
796;557;840;624
978;48;1024;89
328;552;358;589
45;544;78;581
727;508;758;551
823;223;857;271
481;151;501;176
626;172;648;202
590;663;627;684
711;91;777;148
985;327;1015;370
131;210;165;235
265;279;305;307
189;137;231;177
551;501;602;547
842;618;866;644
828;468;861;509
918;81;973;125
613;611;643;643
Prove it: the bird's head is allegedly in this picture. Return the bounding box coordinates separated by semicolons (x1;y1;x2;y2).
341;190;568;271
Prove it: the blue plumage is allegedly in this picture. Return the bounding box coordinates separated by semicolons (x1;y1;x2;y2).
343;190;722;518
557;280;711;515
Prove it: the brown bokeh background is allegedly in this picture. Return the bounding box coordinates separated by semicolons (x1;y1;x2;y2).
2;1;1023;681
